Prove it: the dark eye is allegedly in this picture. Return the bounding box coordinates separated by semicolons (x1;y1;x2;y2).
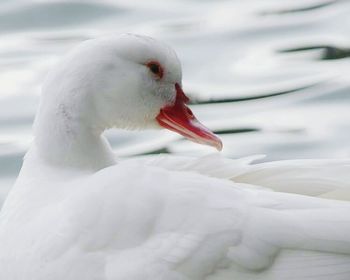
146;61;164;79
149;63;160;74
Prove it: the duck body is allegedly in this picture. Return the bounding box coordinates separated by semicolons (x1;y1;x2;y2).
1;34;350;280
1;149;350;280
0;149;253;280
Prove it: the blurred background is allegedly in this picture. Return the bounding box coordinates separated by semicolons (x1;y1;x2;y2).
1;0;350;202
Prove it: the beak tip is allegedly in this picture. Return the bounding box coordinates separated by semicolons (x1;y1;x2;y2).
206;134;223;151
214;138;223;151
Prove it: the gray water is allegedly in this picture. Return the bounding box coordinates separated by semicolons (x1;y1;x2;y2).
1;0;350;202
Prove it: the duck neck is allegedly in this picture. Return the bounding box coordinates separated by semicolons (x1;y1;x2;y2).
32;100;116;172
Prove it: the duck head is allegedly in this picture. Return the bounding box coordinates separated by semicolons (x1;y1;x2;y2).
39;34;222;151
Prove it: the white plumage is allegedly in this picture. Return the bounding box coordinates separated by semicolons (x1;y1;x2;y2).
0;34;349;280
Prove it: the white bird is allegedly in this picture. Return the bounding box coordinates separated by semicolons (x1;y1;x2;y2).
0;34;350;280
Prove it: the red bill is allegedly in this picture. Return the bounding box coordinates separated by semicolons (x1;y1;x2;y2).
156;83;222;151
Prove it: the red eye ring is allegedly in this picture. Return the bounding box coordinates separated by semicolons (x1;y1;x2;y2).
146;61;164;79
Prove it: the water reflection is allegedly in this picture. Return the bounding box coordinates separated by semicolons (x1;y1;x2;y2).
280;45;350;60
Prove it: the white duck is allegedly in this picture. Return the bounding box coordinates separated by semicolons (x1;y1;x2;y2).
1;34;350;280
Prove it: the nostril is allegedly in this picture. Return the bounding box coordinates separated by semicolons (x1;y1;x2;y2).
186;107;194;118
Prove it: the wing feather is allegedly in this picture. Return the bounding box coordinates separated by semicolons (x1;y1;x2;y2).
84;159;350;279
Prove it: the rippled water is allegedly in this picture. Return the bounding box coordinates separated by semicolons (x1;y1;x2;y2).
1;0;350;202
